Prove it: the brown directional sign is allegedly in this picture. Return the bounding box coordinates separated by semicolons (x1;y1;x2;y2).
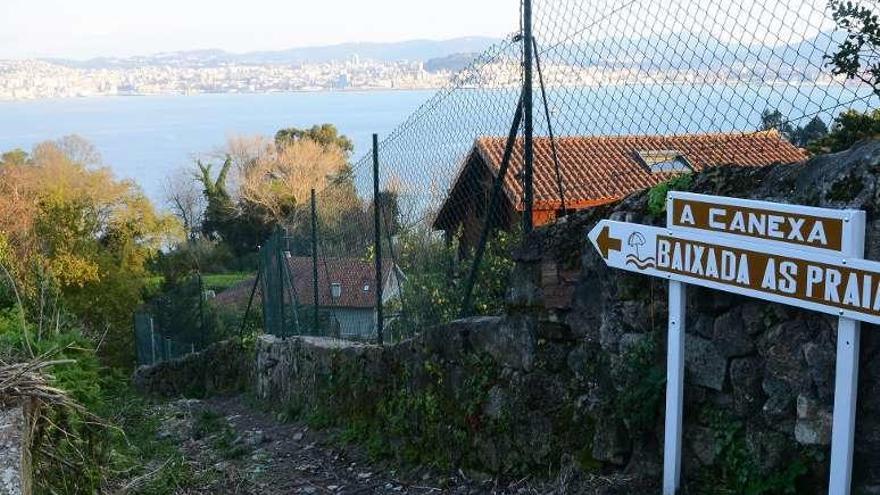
591;193;869;495
595;224;621;259
588;220;880;325
669;192;849;252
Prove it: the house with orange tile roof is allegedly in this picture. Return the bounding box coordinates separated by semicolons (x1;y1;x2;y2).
433;131;808;252
213;256;404;339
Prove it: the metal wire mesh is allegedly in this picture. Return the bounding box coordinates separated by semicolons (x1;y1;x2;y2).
134;275;206;366
259;0;879;344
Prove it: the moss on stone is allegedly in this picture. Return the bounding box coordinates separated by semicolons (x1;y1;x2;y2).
826;173;864;202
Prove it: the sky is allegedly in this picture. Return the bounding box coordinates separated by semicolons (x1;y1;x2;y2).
0;0;520;60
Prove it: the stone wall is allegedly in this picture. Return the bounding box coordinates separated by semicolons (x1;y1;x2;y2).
133;340;251;398
254;317;596;476
510;139;880;492
253;140;880;493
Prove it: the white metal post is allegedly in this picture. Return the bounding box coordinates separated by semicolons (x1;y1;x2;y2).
663;280;686;495
829;211;865;495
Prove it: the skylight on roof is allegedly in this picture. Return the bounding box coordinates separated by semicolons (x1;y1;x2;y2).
636;150;693;173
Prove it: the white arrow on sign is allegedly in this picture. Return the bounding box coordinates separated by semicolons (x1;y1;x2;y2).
588;219;880;326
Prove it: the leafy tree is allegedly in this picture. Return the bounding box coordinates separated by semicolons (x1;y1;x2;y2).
194;156;267;257
791;116;830;146
196;156;235;241
0;137;181;365
188;128;366;260
827;0;880;96
239;138;349;224
0;148;27;166
808;108;880;153
760;109;795;138
758;109;830;148
274;124;354;155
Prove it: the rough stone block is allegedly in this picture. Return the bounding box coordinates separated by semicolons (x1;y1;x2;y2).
686;426;717;466
0;405;25;495
795;394;832;446
729;357;764;416
469;315;537;371
713;309;755;358
684;334;727;391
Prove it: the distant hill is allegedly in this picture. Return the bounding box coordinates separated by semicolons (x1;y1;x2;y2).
47;37;501;69
243;38;498;65
424;53;481;73
42;30;844;75
541;30;846;73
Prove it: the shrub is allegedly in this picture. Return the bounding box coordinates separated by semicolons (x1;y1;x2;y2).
647;174;693;217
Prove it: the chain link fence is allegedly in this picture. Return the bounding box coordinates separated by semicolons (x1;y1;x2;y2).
134;275;205;366
256;0;879;344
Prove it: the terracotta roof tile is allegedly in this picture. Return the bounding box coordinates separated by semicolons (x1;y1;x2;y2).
286;256;392;309
212;277;260;307
470;130;807;211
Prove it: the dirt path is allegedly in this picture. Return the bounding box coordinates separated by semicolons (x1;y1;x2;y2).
155;396;510;494
152;396;646;494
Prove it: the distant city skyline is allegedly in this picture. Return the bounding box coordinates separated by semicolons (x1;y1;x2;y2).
0;0;520;60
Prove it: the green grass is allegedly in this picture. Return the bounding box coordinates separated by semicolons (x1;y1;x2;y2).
103;378;205;493
144;272;255;294
202;272;254;293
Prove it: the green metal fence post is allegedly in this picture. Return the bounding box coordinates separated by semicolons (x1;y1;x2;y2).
372;134;384;345
277;228;286;336
197;271;205;350
311;188;320;335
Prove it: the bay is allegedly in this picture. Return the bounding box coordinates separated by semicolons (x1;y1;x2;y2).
0;90;435;201
0;84;876;208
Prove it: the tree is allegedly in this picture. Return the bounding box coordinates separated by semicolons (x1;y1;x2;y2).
239;138;349;224
827;0;880;96
196;156;235;241
274;124;354;155
195;155;268;257
760;109;795;138
0;136;181;365
808;108;880;153
52;134;102;167
0;149;27;167
163;167;206;241
791;116;829;147
758;109;829;148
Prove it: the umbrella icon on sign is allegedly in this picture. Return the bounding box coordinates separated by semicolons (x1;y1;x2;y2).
628;232;646;259
624;231;655;270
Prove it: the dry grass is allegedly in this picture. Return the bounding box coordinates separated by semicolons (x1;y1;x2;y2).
0;357;80;410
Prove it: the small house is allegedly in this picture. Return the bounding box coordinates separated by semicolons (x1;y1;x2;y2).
433;131;808;253
285;256;404;339
213;256;404;340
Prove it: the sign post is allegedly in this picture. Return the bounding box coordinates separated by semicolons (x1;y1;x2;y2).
662;280;685;493
830;208;865;495
587;192;868;494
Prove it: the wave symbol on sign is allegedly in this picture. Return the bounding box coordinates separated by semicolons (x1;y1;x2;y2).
625;254;656;269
